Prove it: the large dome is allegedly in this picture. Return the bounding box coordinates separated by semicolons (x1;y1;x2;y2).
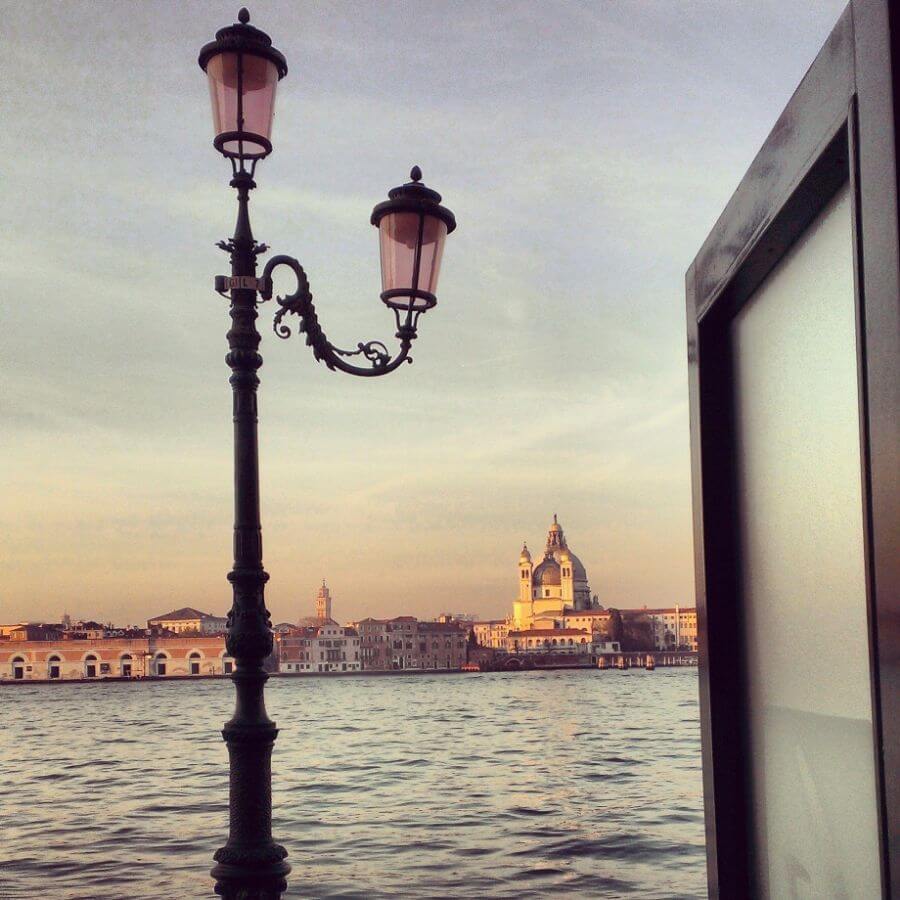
532;558;561;586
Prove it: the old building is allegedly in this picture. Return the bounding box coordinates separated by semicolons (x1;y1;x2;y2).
512;516;604;630
278;623;361;674
147;607;228;635
639;606;698;651
0;635;234;681
356;616;467;671
471;619;508;648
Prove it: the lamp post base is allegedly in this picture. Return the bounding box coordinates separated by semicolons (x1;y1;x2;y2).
212;858;290;900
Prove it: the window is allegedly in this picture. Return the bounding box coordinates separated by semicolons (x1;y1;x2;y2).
84;654;98;678
48;656;61;679
12;657;26;680
121;654;133;677
189;652;201;675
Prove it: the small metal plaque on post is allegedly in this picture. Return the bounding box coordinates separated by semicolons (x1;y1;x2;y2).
214;275;265;293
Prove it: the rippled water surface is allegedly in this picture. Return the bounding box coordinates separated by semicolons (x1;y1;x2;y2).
1;669;706;899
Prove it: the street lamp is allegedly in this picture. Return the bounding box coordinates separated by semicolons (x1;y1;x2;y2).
198;8;455;898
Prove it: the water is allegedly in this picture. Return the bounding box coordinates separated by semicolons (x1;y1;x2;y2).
0;669;707;899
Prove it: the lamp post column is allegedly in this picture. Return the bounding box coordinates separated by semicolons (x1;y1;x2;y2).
211;169;289;898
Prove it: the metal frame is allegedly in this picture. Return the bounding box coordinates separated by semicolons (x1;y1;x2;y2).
686;1;899;896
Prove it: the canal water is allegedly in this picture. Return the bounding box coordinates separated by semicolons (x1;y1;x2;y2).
0;669;707;899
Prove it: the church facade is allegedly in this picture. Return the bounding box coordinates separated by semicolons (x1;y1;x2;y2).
511;515;603;631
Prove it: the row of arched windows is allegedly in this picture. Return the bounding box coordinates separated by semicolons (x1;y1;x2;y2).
8;651;234;679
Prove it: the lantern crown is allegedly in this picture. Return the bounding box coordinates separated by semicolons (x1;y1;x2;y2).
371;167;457;234
198;9;288;79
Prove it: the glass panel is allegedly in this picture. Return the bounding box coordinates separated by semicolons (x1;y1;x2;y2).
730;183;880;897
378;212;447;308
206;52;279;155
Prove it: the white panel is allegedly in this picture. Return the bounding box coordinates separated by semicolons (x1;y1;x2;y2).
730;183;880;898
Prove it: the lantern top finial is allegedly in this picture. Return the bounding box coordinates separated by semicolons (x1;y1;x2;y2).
410;166;422;183
238;8;250;24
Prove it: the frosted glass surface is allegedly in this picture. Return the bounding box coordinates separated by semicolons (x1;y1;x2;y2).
730;184;880;898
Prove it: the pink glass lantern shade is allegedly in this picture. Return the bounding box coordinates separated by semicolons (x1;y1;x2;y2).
371;167;456;318
206;52;279;159
198;9;287;162
378;212;448;312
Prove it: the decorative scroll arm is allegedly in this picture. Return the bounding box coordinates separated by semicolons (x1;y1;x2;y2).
259;255;414;377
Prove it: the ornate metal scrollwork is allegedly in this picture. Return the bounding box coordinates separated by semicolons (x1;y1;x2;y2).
260;255;414;376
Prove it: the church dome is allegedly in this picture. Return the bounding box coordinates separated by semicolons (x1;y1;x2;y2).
532;557;561;586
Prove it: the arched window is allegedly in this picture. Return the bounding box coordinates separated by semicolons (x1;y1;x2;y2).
120;654;133;677
552;639;558;646
12;656;26;680
84;654;98;678
189;651;202;675
154;652;168;676
48;655;62;679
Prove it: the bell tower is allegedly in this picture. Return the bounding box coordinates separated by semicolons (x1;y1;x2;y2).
316;579;332;621
518;543;533;603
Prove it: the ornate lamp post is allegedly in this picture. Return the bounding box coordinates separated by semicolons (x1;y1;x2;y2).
198;9;455;898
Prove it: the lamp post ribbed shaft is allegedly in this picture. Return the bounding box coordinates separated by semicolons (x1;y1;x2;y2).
211;171;289;899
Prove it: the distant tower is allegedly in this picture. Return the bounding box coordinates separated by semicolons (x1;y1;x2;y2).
316;579;332;621
518;542;533;604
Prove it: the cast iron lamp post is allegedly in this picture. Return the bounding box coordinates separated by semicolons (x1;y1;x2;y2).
198;9;455;898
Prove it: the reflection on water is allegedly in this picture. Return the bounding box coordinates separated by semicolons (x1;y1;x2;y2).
1;669;706;898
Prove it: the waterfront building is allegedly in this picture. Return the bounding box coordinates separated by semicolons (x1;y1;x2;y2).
472;620;508;648
504;628;620;657
0;635;234;681
639;607;698;651
278;622;361;673
276;580;362;673
356;616;468;671
512;515;603;630
147;607;228;635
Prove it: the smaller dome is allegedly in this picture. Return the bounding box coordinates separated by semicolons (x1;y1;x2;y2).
533;557;561;586
519;542;532;563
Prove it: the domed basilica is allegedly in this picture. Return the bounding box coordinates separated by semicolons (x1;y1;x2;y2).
512;515;602;630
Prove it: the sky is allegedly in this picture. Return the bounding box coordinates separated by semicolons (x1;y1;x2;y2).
1;0;847;627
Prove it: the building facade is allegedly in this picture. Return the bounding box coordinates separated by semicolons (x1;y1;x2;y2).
356;616;468;671
639;606;698;651
0;635;234;681
512;516;603;630
471;620;509;648
278;623;361;674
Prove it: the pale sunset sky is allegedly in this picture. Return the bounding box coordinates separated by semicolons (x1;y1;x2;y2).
1;0;845;626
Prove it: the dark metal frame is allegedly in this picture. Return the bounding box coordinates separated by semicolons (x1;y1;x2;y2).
686;1;899;896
